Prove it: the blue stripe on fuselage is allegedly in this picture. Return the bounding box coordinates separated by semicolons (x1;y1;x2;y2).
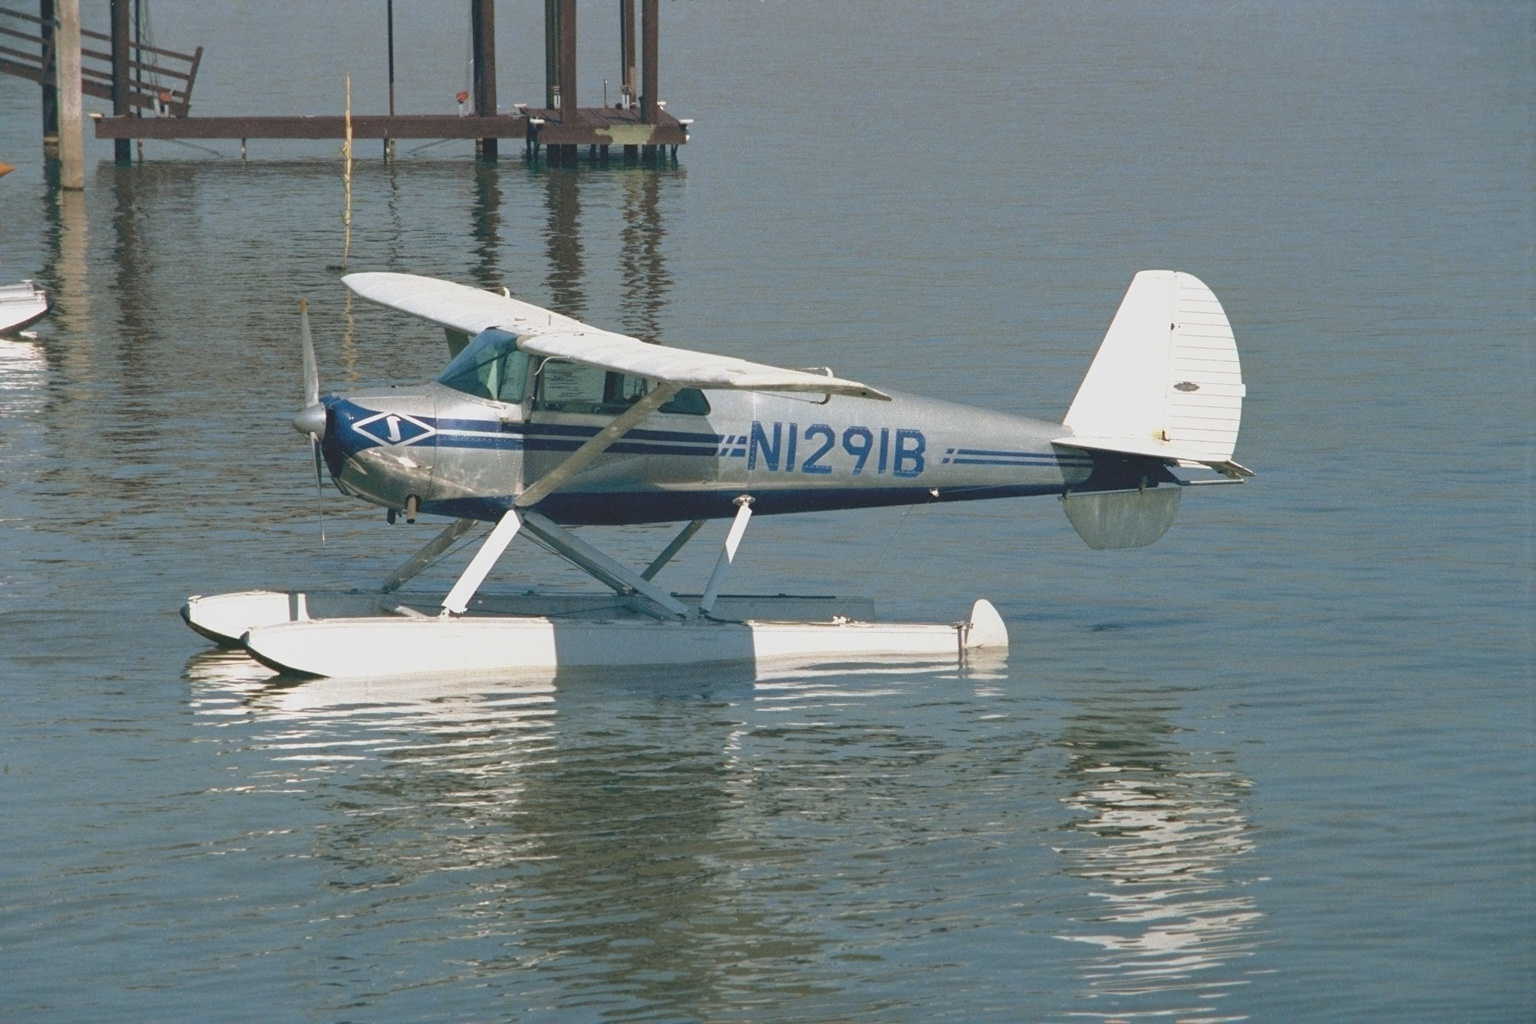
424;481;1069;526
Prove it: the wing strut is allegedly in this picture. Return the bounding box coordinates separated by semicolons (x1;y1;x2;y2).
513;383;682;510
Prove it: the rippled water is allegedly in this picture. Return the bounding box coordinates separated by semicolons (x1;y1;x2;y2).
1;2;1530;1020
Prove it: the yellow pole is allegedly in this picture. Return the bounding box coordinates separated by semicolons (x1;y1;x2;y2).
343;74;353;268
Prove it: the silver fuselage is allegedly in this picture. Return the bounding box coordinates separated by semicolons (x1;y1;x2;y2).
319;381;1113;525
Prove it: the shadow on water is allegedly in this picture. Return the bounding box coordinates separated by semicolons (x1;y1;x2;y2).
1051;684;1263;1021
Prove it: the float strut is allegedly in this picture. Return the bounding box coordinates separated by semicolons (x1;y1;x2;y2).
698;496;753;616
440;509;524;616
437;382;686;618
520;512;689;619
641;519;707;580
380;517;480;593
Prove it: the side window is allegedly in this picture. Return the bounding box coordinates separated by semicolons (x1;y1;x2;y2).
496;352;530;403
532;360;712;416
536;360;612;413
660;388;711;416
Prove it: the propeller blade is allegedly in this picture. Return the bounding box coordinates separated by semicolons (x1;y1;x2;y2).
300;297;319;409
301;297;326;546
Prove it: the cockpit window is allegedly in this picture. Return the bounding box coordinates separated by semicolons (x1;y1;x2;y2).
437;328;529;403
534;358;710;416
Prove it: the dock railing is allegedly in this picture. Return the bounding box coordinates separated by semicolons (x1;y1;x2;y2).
0;5;202;117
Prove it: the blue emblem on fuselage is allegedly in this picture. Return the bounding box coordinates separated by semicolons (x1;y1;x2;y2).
351;410;435;447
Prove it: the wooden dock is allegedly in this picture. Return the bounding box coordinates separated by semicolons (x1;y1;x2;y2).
90;107;689;157
3;0;687;168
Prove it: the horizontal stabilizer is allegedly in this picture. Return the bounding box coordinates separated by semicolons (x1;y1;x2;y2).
1052;436;1254;479
344;272;890;400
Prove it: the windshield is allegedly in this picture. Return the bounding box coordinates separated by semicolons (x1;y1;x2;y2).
437;329;529;402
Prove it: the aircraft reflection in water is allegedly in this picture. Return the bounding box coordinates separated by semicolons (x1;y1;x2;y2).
1053;688;1263;1018
182;648;962;1014
0;336;47;412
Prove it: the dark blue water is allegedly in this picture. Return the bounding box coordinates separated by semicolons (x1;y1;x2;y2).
1;2;1530;1019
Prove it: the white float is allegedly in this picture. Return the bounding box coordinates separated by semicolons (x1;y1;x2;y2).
237;598;1006;679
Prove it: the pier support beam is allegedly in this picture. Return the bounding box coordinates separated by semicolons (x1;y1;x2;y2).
55;0;83;188
619;0;636;108
110;0;130;164
640;0;657;124
558;0;576;122
543;0;557;108
39;0;58;154
471;0;497;160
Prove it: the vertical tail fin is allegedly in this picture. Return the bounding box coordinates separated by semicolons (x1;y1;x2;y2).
1062;270;1245;465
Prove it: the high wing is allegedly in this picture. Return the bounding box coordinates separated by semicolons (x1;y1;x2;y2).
344;271;891;401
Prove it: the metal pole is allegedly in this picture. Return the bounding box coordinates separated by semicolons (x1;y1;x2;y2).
558;0;576;122
640;0;657;125
133;0;143;160
55;0;83;188
619;0;635;109
40;0;58;153
110;0;130;164
384;0;395;160
471;0;497;160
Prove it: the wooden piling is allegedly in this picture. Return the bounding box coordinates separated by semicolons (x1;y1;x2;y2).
384;0;396;160
471;0;496;160
558;0;576;121
55;0;82;188
544;0;558;109
110;0;129;163
619;0;636;108
39;0;58;153
640;0;657;124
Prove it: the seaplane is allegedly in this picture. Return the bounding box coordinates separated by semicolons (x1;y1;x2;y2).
183;270;1250;679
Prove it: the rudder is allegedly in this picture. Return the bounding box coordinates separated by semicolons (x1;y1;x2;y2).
1062;270;1245;464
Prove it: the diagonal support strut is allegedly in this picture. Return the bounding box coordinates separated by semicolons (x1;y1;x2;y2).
521;512;689;619
641;518;707;580
381;518;481;592
698;495;753;616
437;380;685;617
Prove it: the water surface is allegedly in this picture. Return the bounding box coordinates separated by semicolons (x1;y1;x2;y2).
0;2;1530;1019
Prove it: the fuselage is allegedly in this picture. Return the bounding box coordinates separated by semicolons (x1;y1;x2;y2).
315;333;1128;525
